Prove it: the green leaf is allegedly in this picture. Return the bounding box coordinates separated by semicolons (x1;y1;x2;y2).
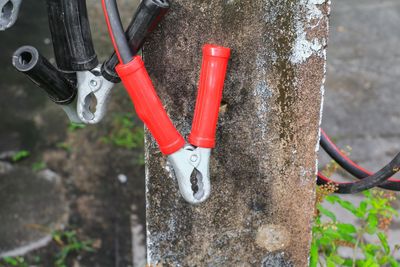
337;200;360;216
3;257;18;265
309;241;319;267
325;195;362;217
326;257;336;267
366;213;378;234
32;161;46;172
325;195;341;204
68;122;86;132
336;224;357;243
377;232;390;254
363;244;381;255
342;258;354;266
389;257;400;267
330;254;345;265
311;189;399;267
359;201;368;215
337;223;356;234
12;150;30;162
318;204;337;221
363;190;372;198
362;258;380;267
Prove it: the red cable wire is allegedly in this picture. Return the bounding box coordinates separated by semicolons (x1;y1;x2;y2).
320;129;400;183
321;129;369;173
101;0;123;63
318;172;355;185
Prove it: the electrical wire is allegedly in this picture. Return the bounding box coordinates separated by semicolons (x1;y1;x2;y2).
317;130;400;193
320;129;400;191
317;153;400;193
101;0;133;64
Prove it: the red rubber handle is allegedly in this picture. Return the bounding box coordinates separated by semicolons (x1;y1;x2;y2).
188;44;231;148
116;56;185;155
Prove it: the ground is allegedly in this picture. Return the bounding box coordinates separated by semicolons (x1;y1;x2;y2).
0;0;144;266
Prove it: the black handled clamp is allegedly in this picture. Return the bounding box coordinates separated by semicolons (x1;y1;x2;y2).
12;0;170;125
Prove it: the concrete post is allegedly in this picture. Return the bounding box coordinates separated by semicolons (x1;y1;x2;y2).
144;0;329;265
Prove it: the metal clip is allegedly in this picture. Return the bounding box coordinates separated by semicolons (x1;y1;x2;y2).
167;145;211;204
60;98;83;124
77;66;115;124
0;0;22;31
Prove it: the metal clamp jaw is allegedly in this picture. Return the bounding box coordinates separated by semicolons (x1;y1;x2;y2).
77;66;115;124
60;98;82;124
0;0;22;31
167;145;211;204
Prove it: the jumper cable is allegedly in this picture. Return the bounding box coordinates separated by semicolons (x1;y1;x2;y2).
11;0;392;197
12;0;169;124
101;0;231;204
317;129;400;193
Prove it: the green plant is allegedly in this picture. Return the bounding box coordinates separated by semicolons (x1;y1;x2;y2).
311;188;399;267
1;257;28;267
0;230;94;267
68;122;86;132
32;161;46;172
102;113;144;149
52;230;95;267
12;150;30;162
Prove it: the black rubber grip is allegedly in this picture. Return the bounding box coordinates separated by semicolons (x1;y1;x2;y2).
12;46;77;105
46;0;98;71
101;0;170;82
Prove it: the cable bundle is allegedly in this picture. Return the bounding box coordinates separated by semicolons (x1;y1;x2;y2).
317;129;400;193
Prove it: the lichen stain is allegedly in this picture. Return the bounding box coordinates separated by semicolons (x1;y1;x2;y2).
256;224;291;251
266;0;297;147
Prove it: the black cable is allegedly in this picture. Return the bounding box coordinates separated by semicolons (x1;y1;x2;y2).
320;130;400;191
317;152;400;193
101;0;170;82
317;150;400;193
103;0;133;64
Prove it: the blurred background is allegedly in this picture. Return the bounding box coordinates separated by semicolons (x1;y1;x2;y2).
319;0;400;260
0;0;146;266
0;0;399;266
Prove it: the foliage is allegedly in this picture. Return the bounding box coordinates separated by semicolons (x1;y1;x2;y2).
311;187;399;267
0;230;95;267
52;230;95;267
67;122;86;132
11;150;30;162
1;257;28;267
31;161;46;172
102;113;144;149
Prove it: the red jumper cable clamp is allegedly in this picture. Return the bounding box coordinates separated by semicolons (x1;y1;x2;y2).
102;0;230;204
116;45;230;204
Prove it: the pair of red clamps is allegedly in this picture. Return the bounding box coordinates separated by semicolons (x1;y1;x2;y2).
115;44;231;204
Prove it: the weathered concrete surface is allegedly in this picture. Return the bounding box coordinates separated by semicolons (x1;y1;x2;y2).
319;0;400;259
144;0;329;266
0;163;68;257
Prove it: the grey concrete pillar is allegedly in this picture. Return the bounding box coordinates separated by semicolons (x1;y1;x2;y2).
144;0;329;266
